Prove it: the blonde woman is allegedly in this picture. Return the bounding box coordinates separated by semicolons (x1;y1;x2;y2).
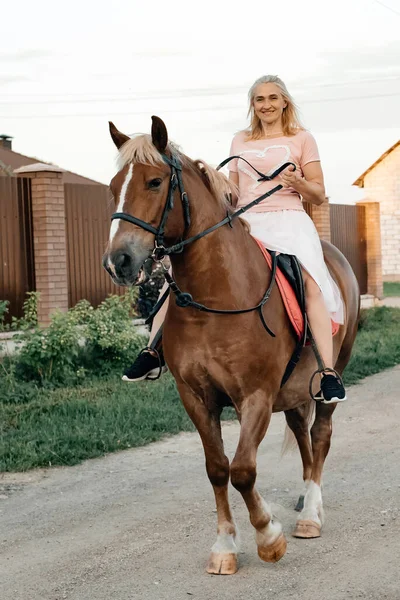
123;75;346;404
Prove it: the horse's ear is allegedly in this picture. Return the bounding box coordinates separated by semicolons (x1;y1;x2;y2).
109;122;130;149
151;116;168;154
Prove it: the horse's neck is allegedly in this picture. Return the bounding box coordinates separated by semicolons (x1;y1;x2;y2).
170;200;269;303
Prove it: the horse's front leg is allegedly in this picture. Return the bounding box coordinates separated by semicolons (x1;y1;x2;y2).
230;391;287;563
175;380;239;575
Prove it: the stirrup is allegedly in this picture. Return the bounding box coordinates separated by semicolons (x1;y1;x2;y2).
309;367;345;403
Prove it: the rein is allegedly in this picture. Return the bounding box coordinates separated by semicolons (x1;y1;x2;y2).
110;154;296;336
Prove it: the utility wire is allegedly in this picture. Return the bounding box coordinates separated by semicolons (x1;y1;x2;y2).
0;75;399;104
1;91;399;119
373;0;400;16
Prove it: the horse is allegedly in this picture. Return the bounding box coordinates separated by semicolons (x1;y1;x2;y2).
103;116;360;575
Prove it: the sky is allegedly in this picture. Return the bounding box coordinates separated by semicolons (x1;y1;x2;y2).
1;0;400;204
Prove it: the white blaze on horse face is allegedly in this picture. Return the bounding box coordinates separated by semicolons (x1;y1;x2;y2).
109;163;134;244
297;480;324;526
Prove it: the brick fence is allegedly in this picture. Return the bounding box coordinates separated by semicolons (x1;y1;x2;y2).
356;202;383;298
15;164;69;326
308;200;331;241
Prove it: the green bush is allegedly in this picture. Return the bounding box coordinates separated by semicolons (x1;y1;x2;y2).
0;300;10;331
18;292;39;330
136;265;166;319
82;290;146;376
16;310;82;386
0;292;39;332
14;289;146;386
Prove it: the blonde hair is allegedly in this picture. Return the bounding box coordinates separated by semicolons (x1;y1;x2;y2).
247;75;303;139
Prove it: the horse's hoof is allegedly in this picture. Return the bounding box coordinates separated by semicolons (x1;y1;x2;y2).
257;533;287;563
292;519;321;538
206;552;238;575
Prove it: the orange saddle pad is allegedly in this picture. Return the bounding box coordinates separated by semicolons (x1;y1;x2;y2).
253;237;339;341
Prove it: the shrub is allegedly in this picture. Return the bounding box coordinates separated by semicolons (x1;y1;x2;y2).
0;300;10;331
136;265;166;320
16;310;82;385
14;289;146;386
83;289;146;376
0;292;39;332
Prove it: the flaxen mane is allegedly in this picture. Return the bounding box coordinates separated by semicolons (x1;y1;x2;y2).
117;134;237;212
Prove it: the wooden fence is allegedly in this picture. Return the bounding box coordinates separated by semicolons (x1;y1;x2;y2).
64;184;123;308
0;177;35;321
330;204;368;294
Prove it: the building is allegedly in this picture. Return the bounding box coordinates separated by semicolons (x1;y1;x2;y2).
353;141;400;282
0;134;103;185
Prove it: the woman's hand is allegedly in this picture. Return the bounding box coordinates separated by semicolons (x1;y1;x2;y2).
280;165;302;190
280;161;326;206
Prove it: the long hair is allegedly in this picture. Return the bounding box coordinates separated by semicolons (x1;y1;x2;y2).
246;75;304;140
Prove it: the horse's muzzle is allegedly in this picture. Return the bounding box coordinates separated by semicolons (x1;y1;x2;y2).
103;248;139;286
103;247;152;287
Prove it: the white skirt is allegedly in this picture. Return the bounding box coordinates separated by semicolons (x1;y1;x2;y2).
244;210;344;324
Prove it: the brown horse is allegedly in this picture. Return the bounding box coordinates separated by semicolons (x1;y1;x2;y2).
103;116;359;574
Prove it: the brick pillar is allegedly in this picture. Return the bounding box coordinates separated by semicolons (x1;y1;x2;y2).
357;201;383;299
15;163;68;326
310;199;331;241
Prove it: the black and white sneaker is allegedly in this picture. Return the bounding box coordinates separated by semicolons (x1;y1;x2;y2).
316;373;347;404
122;348;167;382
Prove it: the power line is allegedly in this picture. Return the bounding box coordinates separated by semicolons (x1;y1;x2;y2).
0;75;399;104
373;0;400;16
1;91;399;119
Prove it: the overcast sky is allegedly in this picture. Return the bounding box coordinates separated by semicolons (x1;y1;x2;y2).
1;0;400;203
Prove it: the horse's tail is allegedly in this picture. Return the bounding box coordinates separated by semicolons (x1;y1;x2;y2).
281;401;315;457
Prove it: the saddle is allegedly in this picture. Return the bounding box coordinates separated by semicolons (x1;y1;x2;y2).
253;237;339;385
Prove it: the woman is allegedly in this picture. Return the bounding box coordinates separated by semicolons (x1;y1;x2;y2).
123;75;346;404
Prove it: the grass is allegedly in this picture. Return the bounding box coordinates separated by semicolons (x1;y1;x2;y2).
383;282;400;297
1;306;400;473
343;306;400;385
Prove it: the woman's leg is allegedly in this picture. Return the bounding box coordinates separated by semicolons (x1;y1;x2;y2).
302;269;346;403
302;269;333;369
148;280;169;350
122;281;169;381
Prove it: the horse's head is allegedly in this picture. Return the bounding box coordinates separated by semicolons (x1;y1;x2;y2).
103;116;185;286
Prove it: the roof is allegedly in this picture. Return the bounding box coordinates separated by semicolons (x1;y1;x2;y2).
0;145;105;186
353;140;400;187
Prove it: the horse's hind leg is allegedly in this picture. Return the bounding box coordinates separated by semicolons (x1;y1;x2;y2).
175;380;238;575
230;392;287;563
284;404;314;511
293;401;336;539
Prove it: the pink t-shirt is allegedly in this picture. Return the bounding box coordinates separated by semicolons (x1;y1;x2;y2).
228;129;320;212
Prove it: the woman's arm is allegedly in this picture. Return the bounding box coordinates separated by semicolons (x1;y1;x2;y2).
280;161;326;206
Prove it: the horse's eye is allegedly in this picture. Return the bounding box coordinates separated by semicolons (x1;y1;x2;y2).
148;178;162;189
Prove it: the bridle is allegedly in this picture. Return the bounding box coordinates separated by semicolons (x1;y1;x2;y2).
110;152;296;336
111;152;295;261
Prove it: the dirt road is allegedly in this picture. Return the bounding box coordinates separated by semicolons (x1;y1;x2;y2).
1;367;400;600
